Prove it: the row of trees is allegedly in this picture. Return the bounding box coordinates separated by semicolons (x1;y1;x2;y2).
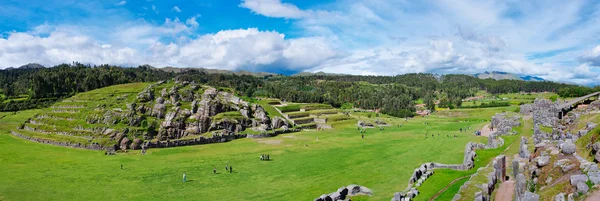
1;63;597;116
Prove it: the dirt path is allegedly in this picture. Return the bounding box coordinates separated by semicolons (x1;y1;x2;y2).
586;189;600;201
428;175;470;201
480;124;492;137
494;180;515;201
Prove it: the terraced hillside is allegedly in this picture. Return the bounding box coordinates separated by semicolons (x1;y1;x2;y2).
12;81;305;151
274;103;352;129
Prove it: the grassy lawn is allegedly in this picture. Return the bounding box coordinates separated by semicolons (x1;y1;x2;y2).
0;105;516;201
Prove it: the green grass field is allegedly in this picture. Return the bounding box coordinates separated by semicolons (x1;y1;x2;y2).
461;92;559;107
0;97;518;200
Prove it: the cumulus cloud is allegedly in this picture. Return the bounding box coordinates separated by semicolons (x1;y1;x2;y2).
3;0;600;86
116;1;126;6
0;32;138;67
0;25;338;73
239;0;307;19
572;63;599;79
172;6;181;13
580;45;600;67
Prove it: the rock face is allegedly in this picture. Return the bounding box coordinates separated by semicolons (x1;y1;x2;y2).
271;116;288;129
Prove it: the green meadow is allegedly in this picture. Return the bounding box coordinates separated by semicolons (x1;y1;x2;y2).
0;102;518;201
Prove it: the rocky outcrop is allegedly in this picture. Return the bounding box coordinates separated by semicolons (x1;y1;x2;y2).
271;116;288;129
152;97;166;119
157;107;192;140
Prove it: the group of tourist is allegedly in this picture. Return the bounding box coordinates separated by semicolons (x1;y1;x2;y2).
260;154;270;161
425;133;458;138
180;164;235;182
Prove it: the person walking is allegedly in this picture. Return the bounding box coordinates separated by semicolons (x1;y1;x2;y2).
213;167;217;174
229;166;233;173
361;134;364;139
183;173;187;182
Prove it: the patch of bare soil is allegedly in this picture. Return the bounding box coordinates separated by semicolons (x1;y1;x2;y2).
495;180;515;201
586;189;600;201
480;124;492;137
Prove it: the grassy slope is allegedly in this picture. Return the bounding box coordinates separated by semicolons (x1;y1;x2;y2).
0;102;516;201
462;92;558;107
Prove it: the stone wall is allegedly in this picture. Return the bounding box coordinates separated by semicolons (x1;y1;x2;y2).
11;131;108;151
314;185;372;201
246;128;300;138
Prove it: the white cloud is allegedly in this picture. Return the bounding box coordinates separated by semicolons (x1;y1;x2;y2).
240;0;307;19
172;6;181;13
238;0;600;85
3;0;600;86
151;4;158;14
185;17;199;28
117;1;126;6
0;24;337;73
581;45;600;67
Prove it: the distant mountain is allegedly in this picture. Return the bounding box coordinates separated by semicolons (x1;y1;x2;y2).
474;71;545;81
520;75;545;81
293;71;348;76
474;71;522;80
142;65;279;77
19;63;45;69
2;63;45;71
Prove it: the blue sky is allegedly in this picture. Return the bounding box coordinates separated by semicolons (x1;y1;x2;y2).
1;0;600;85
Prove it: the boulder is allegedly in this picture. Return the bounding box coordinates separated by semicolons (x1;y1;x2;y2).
587;165;600;185
129;138;142;150
120;137;130;151
576;182;589;194
521;192;540;201
570;174;588;186
562;164;576;173
567;193;575;201
537;156;550;167
562;141;576;155
153;103;166;119
554;193;565;201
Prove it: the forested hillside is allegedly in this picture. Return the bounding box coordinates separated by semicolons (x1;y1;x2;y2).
1;63;598;117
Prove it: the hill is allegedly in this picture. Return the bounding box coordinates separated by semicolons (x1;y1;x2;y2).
151;65;279;77
474;71;545;81
519;75;545;81
12;81;303;151
474;71;522;80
